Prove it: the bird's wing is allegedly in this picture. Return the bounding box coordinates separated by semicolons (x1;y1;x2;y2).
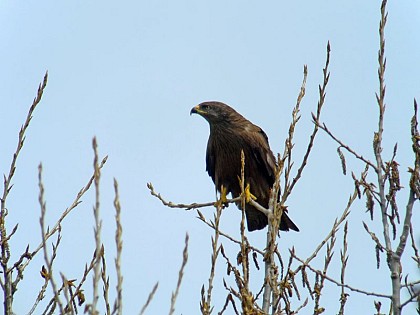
250;128;277;184
205;138;216;182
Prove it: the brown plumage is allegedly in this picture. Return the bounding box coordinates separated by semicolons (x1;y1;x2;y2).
191;101;299;232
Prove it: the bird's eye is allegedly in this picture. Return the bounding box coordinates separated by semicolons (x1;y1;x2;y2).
201;104;210;110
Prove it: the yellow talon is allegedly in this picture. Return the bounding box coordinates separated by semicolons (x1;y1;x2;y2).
215;185;228;207
220;185;228;203
244;183;257;203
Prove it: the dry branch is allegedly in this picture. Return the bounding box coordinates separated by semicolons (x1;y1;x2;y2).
291;252;392;299
38;163;65;314
21;155;108;273
113;178;123;315
139;282;159;315
169;233;189;315
1;71;48;315
91;137;103;315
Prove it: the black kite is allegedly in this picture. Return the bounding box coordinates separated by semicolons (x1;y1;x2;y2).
191;101;299;232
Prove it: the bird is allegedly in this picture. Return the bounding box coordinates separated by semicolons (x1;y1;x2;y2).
191;101;299;232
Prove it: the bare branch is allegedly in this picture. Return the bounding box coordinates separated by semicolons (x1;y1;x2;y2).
101;251;111;315
113;178;123;315
21;155;108;272
291;252;391;299
294;190;355;274
396;99;420;260
314;120;377;171
39;163;64;314
201;202;223;315
139;282;159;315
147;182;240;210
1;71;48;314
285;43;330;200
169;233;189;315
313;223;336;313
362;222;385;269
91;137;103;315
338;222;349;314
409;223;419;267
282;65;308;193
196;210;264;256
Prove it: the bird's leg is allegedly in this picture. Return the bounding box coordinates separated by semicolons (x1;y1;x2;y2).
214;185;228;207
220;185;228;203
244;183;257;203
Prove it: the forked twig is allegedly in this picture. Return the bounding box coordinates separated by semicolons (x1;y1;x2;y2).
314;120;378;171
21;155;108;273
1;72;48;314
39;163;64;314
294;190;355;275
291;252;391;299
284;42;330;201
147;182;239;210
196;210;263;255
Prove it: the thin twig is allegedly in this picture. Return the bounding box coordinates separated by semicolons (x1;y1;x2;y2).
285;42;330;201
401;279;420;289
239;151;251;307
263;151;284;314
314;121;378;171
282;65;308;196
59;274;74;314
147;182;239;210
363;222;385;251
373;2;404;314
201;203;223;314
64;249;100;312
338;221;349;315
196;210;264;256
313;224;336;313
248;199;271;216
294;297;309;314
1;71;48;314
291;252;391;299
39;163;64;314
396;100;419;260
91;137;103;315
294;190;355;274
409;223;419;267
101;252;111;315
139;282;159;315
20;155;108;272
28;225;62;315
113;178;123;315
169;233;189;315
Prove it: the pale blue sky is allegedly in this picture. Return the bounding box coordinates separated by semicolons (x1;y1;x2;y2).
1;1;419;314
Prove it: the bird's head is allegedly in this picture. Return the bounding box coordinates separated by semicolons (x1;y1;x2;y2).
190;101;238;125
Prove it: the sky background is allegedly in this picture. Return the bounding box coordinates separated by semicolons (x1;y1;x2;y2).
0;1;419;314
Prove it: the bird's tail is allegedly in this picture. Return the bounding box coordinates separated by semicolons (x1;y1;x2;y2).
245;205;299;232
245;206;268;231
279;211;299;232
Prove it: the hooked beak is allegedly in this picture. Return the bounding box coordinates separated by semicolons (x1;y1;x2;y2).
190;105;201;116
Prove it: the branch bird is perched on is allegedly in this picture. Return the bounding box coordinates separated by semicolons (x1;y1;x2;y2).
191;101;299;232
